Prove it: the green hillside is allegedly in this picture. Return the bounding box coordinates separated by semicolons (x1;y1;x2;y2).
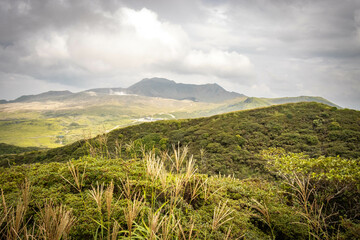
0;102;359;239
2;102;359;176
0;143;42;155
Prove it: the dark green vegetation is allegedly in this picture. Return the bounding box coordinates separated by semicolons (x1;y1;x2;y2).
0;143;42;155
2;102;359;174
1;102;359;239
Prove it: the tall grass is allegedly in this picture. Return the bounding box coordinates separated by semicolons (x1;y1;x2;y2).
145;152;166;182
38;201;76;240
6;179;31;240
169;144;188;174
211;200;234;231
250;199;275;240
123;193;144;238
120;176;136;200
285;173;332;240
61;160;86;193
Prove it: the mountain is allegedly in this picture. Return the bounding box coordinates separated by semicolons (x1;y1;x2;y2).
201;96;341;116
1;78;244;104
126;77;244;102
4;90;73;103
267;96;339;107
1;78;340;107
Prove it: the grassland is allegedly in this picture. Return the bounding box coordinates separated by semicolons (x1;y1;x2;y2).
0;95;218;148
0;94;341;149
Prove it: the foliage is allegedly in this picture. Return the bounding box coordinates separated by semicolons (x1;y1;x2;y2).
0;102;360;239
0;145;319;239
262;148;360;239
2;102;360;179
0;143;42;155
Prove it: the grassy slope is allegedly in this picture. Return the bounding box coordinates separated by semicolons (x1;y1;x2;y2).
2;102;359;178
0;143;42;155
0;102;359;239
0;94;340;148
0;96;216;148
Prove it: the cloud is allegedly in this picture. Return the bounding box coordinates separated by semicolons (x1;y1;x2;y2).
0;72;81;100
0;4;254;88
0;0;359;109
180;49;254;80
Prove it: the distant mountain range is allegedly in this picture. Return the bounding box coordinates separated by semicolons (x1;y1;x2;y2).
0;77;341;148
0;77;340;107
1;77;244;103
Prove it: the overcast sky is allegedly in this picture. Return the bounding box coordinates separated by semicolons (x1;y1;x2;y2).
0;0;359;109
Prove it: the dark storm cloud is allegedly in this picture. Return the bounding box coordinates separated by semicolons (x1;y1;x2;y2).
0;0;359;109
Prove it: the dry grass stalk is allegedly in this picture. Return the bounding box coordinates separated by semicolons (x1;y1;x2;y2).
105;181;114;221
124;194;144;238
38;201;76;240
146;152;165;182
184;155;196;183
225;225;232;240
61;160;86;193
169;144;188;174
120;176;135;200
148;208;163;240
251;199;275;239
139;143;147;158
114;139;122;159
125;140;137;159
170;176;185;211
98;133;110;159
160;214;180;240
287;173;314;216
212;201;234;231
7;179;31;240
285;173;332;239
89;182;105;212
159;170;168;191
203;181;224;202
189;177;207;203
111;220;120;240
0;189;9;230
178;218;196;240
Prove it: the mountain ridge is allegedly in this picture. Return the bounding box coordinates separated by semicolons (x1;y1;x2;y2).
2;77;245;103
1;78;340;108
126;77;244;102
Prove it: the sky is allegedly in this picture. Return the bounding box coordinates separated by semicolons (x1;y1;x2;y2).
0;0;359;109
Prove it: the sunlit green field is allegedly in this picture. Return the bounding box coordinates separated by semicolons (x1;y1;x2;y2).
0;94;340;148
0;96;217;148
0;110;139;148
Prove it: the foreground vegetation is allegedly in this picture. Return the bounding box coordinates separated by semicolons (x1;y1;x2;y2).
0;144;359;239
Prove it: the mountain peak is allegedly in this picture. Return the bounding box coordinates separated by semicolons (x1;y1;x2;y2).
127;78;244;102
140;77;176;84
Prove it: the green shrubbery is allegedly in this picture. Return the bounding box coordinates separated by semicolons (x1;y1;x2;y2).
262;148;360;239
1;143;359;239
1;102;360;239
